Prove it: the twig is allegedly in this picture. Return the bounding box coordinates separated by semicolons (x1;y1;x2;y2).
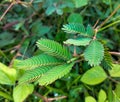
108;76;120;84
0;2;14;22
34;92;48;102
47;96;67;101
2;21;19;30
73;36;77;56
109;51;120;56
93;19;99;29
98;19;120;32
30;0;34;4
98;4;120;29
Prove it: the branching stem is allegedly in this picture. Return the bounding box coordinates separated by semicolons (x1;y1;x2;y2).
0;2;14;22
98;4;120;29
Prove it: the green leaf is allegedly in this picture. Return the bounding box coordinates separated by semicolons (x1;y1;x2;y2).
33;0;43;3
0;32;15;48
38;63;74;86
67;13;83;23
101;47;113;70
102;0;111;5
113;91;120;102
0;71;13;85
0;91;13;100
19;66;53;84
62;23;86;35
13;84;34;102
108;83;113;102
85;96;96;102
109;64;120;77
31;20;50;37
73;0;88;8
45;6;56;16
0;62;17;85
98;89;107;102
81;66;107;85
84;40;104;66
56;8;63;15
64;37;91;46
115;84;120;98
86;25;94;37
37;39;71;60
16;54;64;70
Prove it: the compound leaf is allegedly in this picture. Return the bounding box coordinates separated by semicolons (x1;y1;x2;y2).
101;47;113;70
16;54;64;70
19;66;52;84
64;37;91;46
62;23;86;35
38;63;74;86
37;39;71;60
84;40;104;66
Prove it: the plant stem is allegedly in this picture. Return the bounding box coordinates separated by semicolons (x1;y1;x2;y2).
109;51;120;56
0;2;14;22
108;76;120;84
48;96;67;101
98;19;120;31
98;4;120;29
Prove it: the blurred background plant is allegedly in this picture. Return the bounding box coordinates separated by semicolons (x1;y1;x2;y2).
0;0;120;102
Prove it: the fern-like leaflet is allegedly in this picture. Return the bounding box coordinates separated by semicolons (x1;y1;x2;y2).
62;23;86;35
38;63;74;86
19;66;52;84
86;25;94;37
16;54;64;70
36;39;71;60
64;37;92;46
84;40;104;66
101;47;113;70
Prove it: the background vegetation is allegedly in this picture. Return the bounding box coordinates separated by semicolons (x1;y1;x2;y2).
0;0;120;102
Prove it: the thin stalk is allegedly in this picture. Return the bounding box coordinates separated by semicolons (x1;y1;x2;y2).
0;2;14;22
98;19;120;32
98;4;120;29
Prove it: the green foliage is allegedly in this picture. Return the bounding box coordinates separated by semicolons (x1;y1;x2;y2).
86;25;94;37
101;47;113;70
109;64;120;77
81;66;107;85
98;89;107;102
84;40;104;66
31;20;50;37
85;96;96;102
0;32;15;48
67;13;83;23
16;54;64;70
37;39;71;60
19;66;53;84
62;23;95;37
64;37;92;46
62;23;86;35
114;84;120;98
38;63;74;85
13;84;34;102
72;0;88;8
0;62;17;85
0;91;13;101
0;0;120;101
